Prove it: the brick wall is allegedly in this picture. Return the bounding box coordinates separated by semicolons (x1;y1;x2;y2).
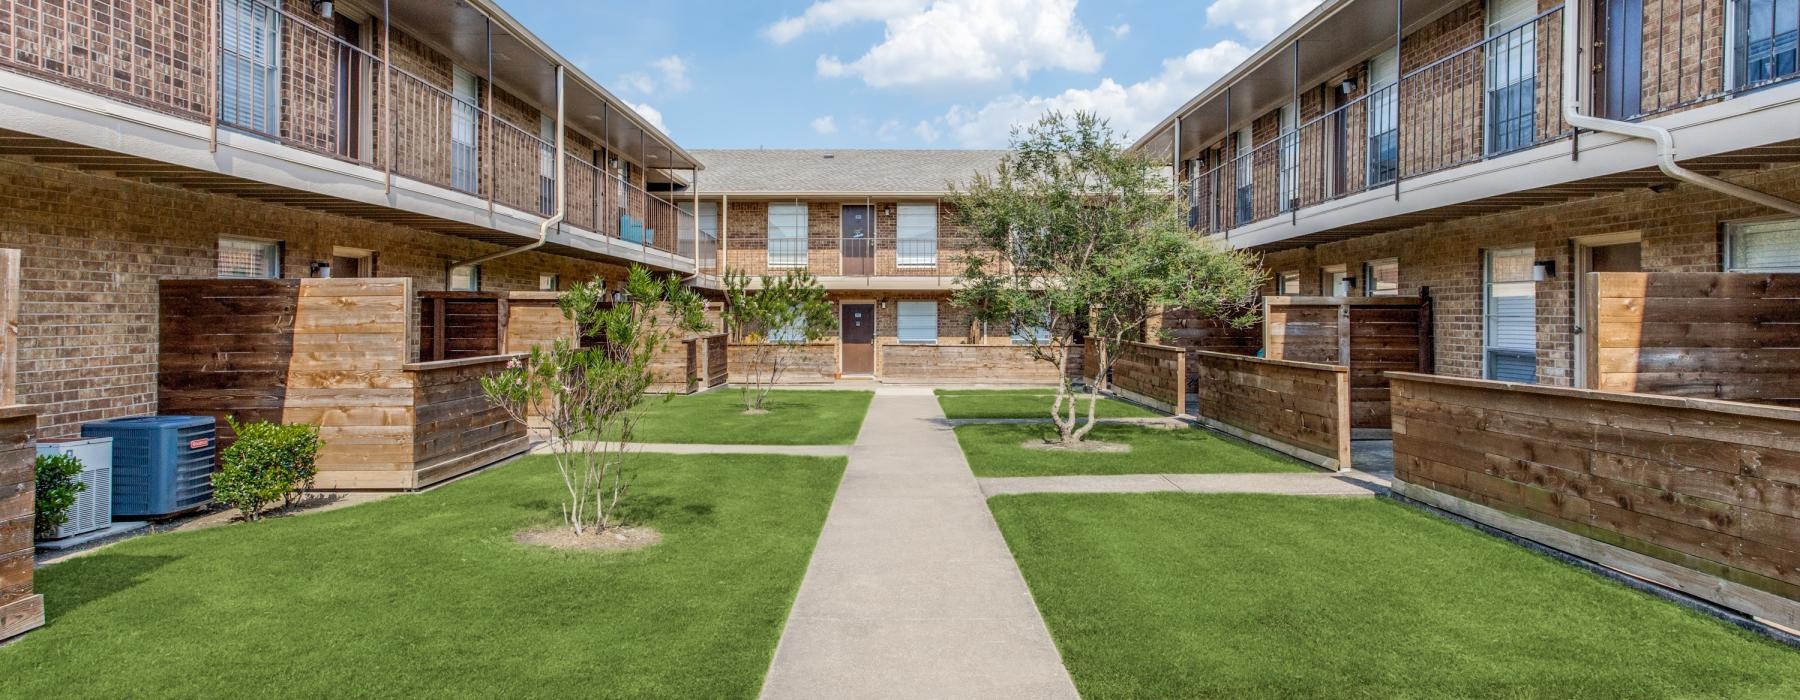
1257;161;1800;386
719;199;973;277
0;156;626;438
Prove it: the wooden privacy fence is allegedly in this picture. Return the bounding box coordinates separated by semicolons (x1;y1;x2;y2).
419;291;507;361
1263;295;1430;432
881;345;1059;383
1388;373;1800;629
502;292;721;395
1107;342;1187;414
0;249;43;642
702;334;729;389
728;343;838;384
1584;272;1800;405
158;279;526;490
1191;351;1351;470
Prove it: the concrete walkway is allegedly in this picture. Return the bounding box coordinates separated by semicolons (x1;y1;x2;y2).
978;470;1390;497
760;387;1079;700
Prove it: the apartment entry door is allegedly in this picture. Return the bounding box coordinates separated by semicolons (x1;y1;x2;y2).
332;14;365;160
1573;233;1643;387
841;303;875;375
1595;0;1644;119
843;205;873;275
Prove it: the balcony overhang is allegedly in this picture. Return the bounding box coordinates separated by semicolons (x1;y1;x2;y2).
1221;86;1800;252
0;70;695;273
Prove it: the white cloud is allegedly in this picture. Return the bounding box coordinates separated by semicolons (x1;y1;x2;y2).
875;119;905;141
929;40;1252;147
1108;23;1130;38
812;115;839;134
1206;0;1321;41
618;55;691;95
914;120;941;143
629;102;668;133
765;0;930;44
813;0;1103;89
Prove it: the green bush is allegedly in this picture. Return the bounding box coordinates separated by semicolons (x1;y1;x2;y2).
212;418;322;521
34;452;87;538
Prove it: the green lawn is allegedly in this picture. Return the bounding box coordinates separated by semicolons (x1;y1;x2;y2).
990;493;1800;699
619;389;873;444
934;388;1163;420
953;423;1311;477
0;454;845;697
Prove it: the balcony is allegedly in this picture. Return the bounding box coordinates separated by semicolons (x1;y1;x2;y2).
0;0;705;272
734;237;995;287
1160;0;1800;249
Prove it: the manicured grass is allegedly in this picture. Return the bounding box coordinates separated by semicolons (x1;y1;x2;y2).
622;389;873;444
990;493;1800;699
934;388;1163;420
953;423;1311;477
0;454;845;697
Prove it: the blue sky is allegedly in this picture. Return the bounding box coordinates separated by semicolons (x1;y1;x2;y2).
496;0;1320;149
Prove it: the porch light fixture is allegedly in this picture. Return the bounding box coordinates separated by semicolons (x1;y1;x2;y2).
312;0;333;19
1533;260;1556;281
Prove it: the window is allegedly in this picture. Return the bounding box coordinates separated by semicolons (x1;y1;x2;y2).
449;264;481;291
1234;128;1254;225
1733;0;1800;88
1010;323;1052;345
1363;258;1400;296
897;204;939;267
1322;265;1352;296
1726;218;1800;271
1486;0;1539;155
451;67;482;195
220;0;281;135
218;237;281;279
1278;102;1299;211
537;115;558;215
896;301;937;344
538;273;559;291
1276;270;1301;295
679;201;720;264
1484;246;1537;383
1367;47;1400;186
768;203;808;267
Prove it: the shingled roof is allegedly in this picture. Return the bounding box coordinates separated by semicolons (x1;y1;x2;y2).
690;149;1006;195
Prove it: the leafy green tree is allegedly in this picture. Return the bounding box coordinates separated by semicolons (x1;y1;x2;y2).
721;269;837;412
482;265;707;537
34;452;86;537
950;111;1264;444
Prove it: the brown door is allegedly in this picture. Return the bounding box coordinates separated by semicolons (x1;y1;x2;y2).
333;14;363;159
843;205;873;276
841;303;874;375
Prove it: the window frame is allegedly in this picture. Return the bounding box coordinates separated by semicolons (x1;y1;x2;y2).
450;66;482;195
895;300;938;345
1727;0;1800;91
219;0;283;135
896;203;939;268
1277;270;1301;295
1724;217;1800;271
1363;258;1400;296
1483;245;1538;383
217;236;282;280
767;203;809;268
449;264;481;291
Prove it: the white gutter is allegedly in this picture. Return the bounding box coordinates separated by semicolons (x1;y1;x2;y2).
452;65;567;274
1561;4;1800;216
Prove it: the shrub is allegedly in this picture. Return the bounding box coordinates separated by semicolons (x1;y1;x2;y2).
34;452;87;538
212;418;322;521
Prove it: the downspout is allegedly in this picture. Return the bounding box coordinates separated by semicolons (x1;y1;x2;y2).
451;65;567;276
1561;3;1800;216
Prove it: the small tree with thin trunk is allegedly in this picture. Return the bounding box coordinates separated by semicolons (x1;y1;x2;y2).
951;111;1263;444
722;268;838;412
482;265;707;537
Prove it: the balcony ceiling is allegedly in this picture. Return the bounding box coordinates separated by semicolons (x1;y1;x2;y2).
1140;0;1464;161
388;0;697;172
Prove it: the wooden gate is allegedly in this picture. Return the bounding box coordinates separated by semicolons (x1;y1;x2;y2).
1262;294;1432;432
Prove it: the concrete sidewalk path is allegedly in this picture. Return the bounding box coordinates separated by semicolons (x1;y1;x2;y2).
978;470;1390;497
760;387;1079;700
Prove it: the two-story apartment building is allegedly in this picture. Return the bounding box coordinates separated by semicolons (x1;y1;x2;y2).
690;149;1058;383
1137;0;1800;389
0;0;714;441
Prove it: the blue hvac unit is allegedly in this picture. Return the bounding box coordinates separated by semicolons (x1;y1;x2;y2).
81;416;217;518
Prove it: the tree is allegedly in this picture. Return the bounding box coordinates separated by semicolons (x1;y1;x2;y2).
950;111;1264;444
482;265;707;537
721;269;837;412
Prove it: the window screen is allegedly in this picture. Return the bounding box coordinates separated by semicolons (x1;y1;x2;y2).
896;301;937;344
1727;218;1800;271
768;204;808;267
1484;246;1536;382
450;264;481;291
218;237;280;279
897;204;939;267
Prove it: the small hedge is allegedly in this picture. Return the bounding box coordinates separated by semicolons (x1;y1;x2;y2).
213;418;322;521
34;452;86;537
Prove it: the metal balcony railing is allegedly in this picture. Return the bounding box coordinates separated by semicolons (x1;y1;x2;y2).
745;237;993;279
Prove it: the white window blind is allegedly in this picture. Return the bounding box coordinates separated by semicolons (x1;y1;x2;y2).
220;0;281;135
1364;259;1400;296
218;237;280;279
1278;271;1300;295
1278;102;1298;210
1368;46;1400;185
1484;246;1537;382
1728;218;1800;271
768;204;808;267
451;67;481;194
538;273;558;291
897;204;938;267
896;301;937;344
450;264;481;291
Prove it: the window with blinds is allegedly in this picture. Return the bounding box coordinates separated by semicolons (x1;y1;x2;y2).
451;67;482;195
1485;0;1539;154
1484;246;1537;383
896;301;937;344
220;0;281;135
1277;271;1300;295
1367;46;1400;185
1727;218;1800;271
450;264;480;291
897;204;938;267
1364;258;1400;296
218;237;280;279
768;204;808;268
